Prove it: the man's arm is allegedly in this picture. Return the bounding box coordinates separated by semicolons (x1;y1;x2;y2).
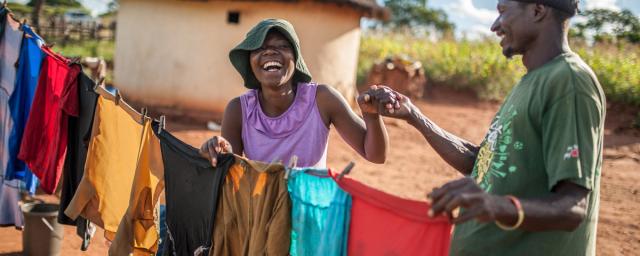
407;107;480;175
371;88;479;175
429;178;589;231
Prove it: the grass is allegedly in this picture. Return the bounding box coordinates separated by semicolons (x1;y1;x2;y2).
575;44;640;106
49;33;640;108
52;40;115;62
358;33;640;106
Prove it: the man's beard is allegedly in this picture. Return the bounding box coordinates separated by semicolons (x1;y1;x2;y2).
503;46;516;59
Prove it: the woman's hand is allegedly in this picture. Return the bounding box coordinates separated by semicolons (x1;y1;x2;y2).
357;85;398;115
199;136;233;167
359;85;417;122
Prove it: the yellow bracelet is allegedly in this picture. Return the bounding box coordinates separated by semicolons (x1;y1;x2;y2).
495;195;524;231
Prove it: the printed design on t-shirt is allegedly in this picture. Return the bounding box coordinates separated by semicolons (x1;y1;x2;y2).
563;144;579;160
472;105;519;192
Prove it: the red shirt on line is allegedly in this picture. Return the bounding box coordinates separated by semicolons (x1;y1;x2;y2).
331;171;453;256
18;46;80;194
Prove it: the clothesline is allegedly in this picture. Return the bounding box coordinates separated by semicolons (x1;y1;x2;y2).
1;7;453;255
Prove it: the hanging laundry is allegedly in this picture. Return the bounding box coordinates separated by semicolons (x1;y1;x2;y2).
210;156;291;256
0;177;24;227
156;205;166;256
110;120;165;256
58;72;98;224
6;24;43;195
57;72;99;251
18;47;80;194
287;168;351;256
64;92;147;241
155;130;231;256
332;171;453;256
0;7;25;228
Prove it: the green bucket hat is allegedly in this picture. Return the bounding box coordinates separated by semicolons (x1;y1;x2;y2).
229;18;312;89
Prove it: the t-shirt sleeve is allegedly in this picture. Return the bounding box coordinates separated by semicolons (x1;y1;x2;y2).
542;90;603;191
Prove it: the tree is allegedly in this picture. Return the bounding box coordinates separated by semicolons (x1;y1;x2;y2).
107;0;119;13
380;0;454;37
30;0;44;32
100;0;118;17
573;9;640;44
27;0;82;8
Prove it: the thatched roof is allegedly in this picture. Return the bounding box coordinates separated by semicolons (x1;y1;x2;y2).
317;0;389;20
223;0;390;20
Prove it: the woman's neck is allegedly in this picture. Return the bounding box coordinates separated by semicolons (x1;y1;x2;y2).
258;82;297;117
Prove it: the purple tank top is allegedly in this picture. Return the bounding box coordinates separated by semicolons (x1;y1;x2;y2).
240;83;329;168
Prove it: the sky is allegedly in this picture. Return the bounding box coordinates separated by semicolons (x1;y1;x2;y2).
427;0;640;39
8;0;640;38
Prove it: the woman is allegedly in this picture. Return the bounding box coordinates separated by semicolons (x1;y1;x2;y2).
200;18;395;168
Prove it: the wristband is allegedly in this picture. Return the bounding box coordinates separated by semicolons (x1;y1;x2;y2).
495;195;524;231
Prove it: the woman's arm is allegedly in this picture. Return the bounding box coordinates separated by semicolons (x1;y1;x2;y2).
200;97;244;166
316;85;388;164
220;97;244;155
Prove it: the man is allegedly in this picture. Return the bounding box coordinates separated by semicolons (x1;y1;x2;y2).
370;0;605;255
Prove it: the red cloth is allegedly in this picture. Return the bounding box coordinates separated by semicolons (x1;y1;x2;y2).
330;171;452;256
18;47;80;194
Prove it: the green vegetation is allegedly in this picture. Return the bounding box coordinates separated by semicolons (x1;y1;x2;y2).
358;34;525;100
576;44;640;105
358;34;640;106
572;9;640;44
380;0;454;36
52;40;114;61
27;0;82;8
6;1;91;22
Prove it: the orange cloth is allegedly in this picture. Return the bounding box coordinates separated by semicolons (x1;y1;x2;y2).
110;121;164;255
64;95;147;241
210;157;291;256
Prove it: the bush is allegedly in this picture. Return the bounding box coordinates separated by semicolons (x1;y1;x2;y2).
358;33;640;106
576;43;640;106
52;40;114;62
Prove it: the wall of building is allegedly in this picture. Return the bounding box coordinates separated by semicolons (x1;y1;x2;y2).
115;0;362;114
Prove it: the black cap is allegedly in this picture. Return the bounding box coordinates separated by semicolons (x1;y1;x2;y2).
512;0;580;16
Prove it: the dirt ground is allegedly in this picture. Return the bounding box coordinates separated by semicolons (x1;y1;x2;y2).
0;88;638;255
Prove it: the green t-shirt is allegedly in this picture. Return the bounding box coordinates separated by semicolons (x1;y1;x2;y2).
450;52;606;256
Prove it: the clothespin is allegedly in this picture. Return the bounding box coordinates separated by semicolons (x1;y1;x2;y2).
69;57;81;66
337;162;355;180
284;155;298;180
114;90;122;105
46;42;55;48
157;115;166;135
140;108;148;123
8;13;21;28
93;77;105;91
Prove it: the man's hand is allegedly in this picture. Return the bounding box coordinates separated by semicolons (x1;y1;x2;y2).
377;90;416;122
357;85;399;115
428;177;517;225
358;85;418;122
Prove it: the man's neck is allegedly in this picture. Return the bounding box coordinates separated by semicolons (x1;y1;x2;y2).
522;28;571;72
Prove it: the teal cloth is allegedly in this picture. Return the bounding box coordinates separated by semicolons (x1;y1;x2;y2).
229;18;312;89
287;169;351;256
